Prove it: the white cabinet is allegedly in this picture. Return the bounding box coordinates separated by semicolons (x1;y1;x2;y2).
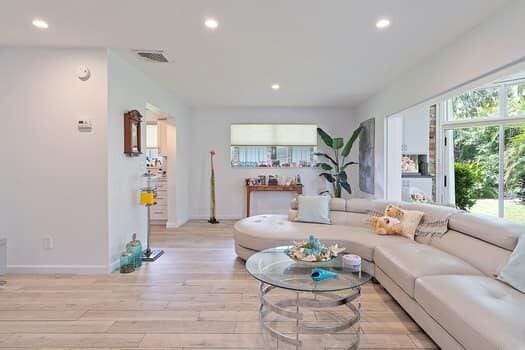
402;105;429;155
402;177;433;202
151;177;168;221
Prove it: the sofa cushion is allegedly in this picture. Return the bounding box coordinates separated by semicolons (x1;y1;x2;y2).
415;275;525;350
345;198;393;214
399;202;460;222
374;243;482;297
290;197;346;212
448;212;523;251
289;210;368;228
430;230;510;277
234;214;408;261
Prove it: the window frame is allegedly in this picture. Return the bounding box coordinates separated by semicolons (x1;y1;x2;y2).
438;78;525;219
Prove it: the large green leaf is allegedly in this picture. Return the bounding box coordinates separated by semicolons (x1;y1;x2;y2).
317;128;333;148
315;163;333;171
340;181;352;195
313;152;337;166
341;127;363;158
337;170;347;182
319;173;335;183
332;137;344;149
341;161;358;170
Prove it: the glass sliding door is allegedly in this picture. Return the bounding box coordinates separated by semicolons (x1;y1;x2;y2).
448;126;499;215
503;124;525;224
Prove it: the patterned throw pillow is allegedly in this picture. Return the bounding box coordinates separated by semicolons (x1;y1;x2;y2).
415;217;451;238
398;209;425;240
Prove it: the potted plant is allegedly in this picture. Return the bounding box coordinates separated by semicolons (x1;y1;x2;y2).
315;127;362;198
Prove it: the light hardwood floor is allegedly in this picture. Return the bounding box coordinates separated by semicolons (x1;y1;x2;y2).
0;220;437;350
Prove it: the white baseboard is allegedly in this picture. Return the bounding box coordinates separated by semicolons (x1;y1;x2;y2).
110;259;121;273
7;264;110;274
190;211;242;221
166;218;189;229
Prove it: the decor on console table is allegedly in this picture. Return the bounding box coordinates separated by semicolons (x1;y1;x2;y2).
208;150;219;224
287;235;345;262
315;126;362;197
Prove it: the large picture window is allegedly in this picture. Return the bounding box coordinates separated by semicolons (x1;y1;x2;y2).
439;75;525;224
230;124;317;168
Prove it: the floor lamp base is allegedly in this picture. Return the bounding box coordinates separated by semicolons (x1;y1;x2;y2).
142;249;165;262
208;217;220;224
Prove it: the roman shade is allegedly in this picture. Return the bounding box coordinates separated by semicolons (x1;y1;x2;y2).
230;124;317;146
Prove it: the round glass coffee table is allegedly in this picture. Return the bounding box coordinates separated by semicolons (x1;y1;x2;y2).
246;246;372;350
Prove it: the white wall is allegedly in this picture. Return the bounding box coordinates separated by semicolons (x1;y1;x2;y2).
352;0;525;198
189;107;356;219
0;47;109;273
0;48;191;273
107;50;191;267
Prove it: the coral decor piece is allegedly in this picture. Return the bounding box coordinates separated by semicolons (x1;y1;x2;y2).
287;235;345;262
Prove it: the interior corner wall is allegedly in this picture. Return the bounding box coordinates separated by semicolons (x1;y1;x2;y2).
0;47;109;273
189;107;356;219
107;50;190;268
351;0;525;198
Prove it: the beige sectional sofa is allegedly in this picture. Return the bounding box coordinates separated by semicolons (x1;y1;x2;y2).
233;198;525;350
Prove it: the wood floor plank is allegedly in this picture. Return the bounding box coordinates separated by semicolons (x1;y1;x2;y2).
0;320;113;333
2;333;144;348
80;310;198;321
140;333;269;348
108;320;237;334
0;310;86;321
0;220;436;349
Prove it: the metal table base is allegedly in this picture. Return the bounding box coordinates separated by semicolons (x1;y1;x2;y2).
258;282;361;350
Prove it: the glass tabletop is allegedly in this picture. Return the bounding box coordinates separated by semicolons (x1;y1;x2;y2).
245;246;372;292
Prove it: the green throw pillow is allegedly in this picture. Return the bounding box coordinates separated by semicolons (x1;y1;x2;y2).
296;195;331;225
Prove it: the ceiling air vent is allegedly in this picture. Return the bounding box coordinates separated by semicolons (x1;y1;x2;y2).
134;50;169;63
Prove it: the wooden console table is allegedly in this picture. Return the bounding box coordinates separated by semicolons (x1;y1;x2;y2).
246;184;303;217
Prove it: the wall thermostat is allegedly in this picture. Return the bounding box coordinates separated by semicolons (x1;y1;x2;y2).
77;66;91;81
78;119;93;131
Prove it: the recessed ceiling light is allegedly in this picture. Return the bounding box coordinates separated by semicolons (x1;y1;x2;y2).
32;18;49;29
271;84;280;90
376;18;391;29
204;17;219;29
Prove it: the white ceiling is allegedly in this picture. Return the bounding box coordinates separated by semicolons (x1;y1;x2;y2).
0;0;510;107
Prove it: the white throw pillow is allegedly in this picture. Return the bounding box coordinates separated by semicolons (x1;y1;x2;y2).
296;195;331;225
498;236;525;293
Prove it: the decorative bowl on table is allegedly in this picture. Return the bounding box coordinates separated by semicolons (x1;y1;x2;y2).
287;235;345;263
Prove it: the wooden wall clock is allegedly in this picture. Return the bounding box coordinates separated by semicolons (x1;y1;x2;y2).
124;110;143;156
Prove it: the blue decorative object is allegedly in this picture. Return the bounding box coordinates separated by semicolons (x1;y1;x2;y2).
126;233;142;268
311;268;338;282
